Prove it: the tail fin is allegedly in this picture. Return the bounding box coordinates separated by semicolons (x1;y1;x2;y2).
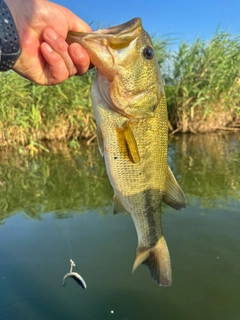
132;237;172;286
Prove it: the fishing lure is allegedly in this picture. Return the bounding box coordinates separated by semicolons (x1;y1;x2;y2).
63;259;87;289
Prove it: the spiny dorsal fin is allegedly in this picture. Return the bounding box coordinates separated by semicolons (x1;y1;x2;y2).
96;126;104;157
163;166;186;210
113;194;130;214
116;122;140;164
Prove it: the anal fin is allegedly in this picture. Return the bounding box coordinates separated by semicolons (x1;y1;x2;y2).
163;166;186;210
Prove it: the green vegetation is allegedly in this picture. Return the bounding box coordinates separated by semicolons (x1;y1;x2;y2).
168;132;240;208
0;71;95;151
0;143;112;221
1;31;240;149
163;32;240;133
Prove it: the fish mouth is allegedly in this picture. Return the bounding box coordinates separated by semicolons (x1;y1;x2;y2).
66;18;144;80
66;18;143;64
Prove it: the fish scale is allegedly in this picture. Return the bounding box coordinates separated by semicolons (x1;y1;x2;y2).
67;17;186;286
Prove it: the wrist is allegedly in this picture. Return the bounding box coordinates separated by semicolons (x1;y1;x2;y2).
0;0;21;71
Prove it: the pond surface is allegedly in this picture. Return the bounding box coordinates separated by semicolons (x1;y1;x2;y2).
0;133;240;320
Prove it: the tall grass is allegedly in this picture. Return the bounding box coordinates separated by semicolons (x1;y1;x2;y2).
164;32;240;132
0;71;94;150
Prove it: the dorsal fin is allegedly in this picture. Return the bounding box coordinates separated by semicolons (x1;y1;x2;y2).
163;166;186;210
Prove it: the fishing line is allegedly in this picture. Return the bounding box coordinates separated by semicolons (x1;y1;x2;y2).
36;80;86;288
64;219;73;260
38;82;73;261
53;152;73;259
53;147;86;289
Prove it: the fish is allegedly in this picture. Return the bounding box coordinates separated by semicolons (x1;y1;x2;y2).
67;18;186;286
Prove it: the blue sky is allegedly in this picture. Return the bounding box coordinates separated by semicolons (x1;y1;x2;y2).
57;0;240;44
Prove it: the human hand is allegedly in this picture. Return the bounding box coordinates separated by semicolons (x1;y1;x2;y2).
5;0;92;85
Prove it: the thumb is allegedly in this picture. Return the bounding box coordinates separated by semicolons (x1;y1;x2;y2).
59;5;92;33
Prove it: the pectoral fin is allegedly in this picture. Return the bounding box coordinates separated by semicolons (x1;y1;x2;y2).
163;166;186;210
96;126;104;156
116;122;140;164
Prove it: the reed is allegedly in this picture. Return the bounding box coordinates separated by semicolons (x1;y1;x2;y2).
164;32;240;132
0;71;94;151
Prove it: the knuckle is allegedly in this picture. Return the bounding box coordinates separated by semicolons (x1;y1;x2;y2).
57;40;68;52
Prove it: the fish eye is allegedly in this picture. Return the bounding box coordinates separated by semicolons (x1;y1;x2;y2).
143;46;154;60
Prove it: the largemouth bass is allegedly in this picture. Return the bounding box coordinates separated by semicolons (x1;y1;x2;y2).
67;18;186;286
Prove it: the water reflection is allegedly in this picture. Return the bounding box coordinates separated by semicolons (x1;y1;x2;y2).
1;133;239;221
0;133;240;320
0;143;112;221
169;132;240;204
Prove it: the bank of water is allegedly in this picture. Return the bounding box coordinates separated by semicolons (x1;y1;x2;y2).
0;133;239;320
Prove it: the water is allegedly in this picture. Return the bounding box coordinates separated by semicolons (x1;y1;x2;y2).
0;133;239;320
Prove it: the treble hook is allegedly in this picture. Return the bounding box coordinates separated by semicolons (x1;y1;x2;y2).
63;259;87;289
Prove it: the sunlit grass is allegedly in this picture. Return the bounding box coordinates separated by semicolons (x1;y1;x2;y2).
0;71;95;150
164;32;240;131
